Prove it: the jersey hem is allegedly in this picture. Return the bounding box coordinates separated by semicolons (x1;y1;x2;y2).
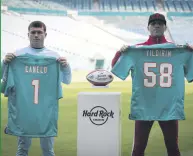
5;132;57;138
129;117;185;121
188;79;193;83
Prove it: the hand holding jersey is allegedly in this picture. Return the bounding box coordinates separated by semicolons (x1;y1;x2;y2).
111;43;193;121
1;20;72;156
111;13;192;156
186;44;193;51
4;53;16;63
119;45;130;53
57;57;69;67
2;54;62;137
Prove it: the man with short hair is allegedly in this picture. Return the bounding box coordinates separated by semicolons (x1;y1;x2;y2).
111;13;193;156
112;13;171;66
2;21;71;156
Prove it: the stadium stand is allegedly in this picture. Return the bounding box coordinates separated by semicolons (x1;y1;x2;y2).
2;12;128;70
1;0;193;71
2;0;193;11
167;15;193;44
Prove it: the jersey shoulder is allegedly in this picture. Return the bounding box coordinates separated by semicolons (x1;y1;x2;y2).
15;47;31;56
42;48;61;59
14;47;61;59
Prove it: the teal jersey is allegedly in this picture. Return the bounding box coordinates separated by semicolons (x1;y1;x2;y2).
111;43;193;121
2;54;62;137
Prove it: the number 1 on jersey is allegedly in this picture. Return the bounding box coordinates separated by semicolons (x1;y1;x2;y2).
32;80;39;104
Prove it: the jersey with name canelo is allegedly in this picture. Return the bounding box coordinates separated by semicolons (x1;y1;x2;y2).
2;53;62;137
111;43;193;121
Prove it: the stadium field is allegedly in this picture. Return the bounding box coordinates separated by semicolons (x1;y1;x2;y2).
1;81;193;156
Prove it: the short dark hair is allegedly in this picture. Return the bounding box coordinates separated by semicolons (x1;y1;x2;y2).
28;21;46;32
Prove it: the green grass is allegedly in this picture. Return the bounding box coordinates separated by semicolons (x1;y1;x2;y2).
1;81;193;156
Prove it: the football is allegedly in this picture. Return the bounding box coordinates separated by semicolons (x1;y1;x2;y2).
86;69;114;86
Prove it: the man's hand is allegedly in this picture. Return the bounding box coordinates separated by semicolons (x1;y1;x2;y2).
186;44;193;51
4;53;15;64
58;57;69;67
119;45;129;53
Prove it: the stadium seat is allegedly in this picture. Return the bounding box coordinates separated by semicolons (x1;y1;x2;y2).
140;0;148;12
124;0;133;11
146;0;156;11
173;0;183;12
132;0;141;12
187;0;193;11
180;0;190;11
166;0;177;11
168;16;193;44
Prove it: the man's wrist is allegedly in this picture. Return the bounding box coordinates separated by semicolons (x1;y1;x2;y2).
63;63;69;68
60;63;69;69
3;60;7;64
